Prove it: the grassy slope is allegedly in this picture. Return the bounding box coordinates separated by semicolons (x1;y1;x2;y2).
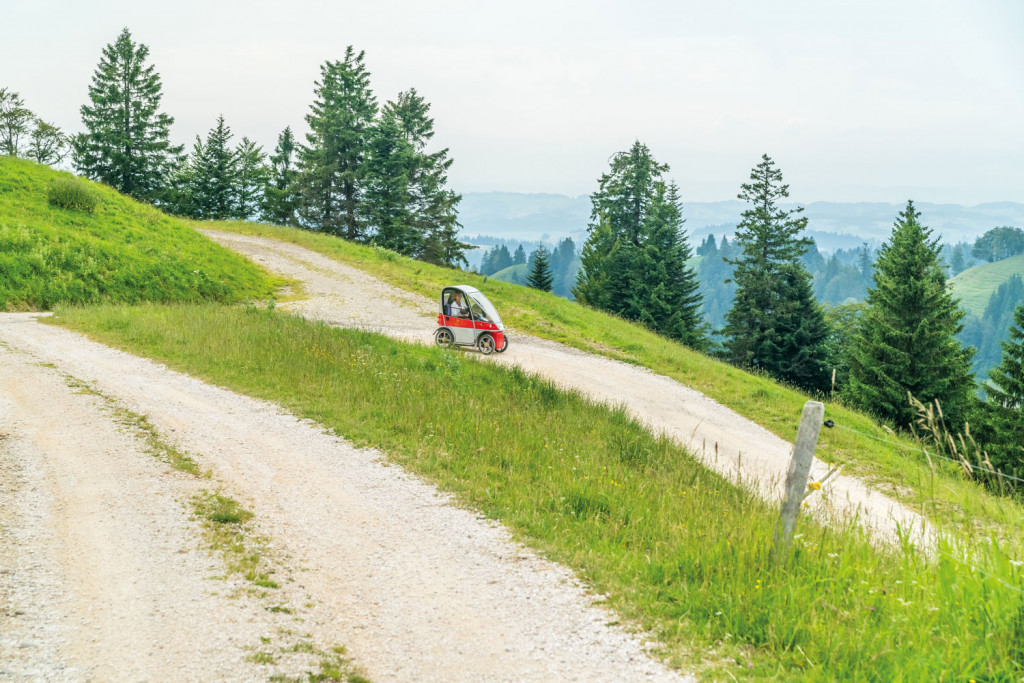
489;263;528;283
202;220;1024;541
0;157;277;310
950;254;1024;317
53;303;1024;680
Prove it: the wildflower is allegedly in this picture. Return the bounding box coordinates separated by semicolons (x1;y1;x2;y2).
1011;560;1023;567
807;481;822;491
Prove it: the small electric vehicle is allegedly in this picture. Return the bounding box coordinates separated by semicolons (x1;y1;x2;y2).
434;285;508;354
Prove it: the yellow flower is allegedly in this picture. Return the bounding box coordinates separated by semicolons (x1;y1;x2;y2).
807;481;822;491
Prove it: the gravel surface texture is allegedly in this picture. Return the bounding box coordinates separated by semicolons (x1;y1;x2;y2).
0;315;690;682
203;230;937;551
0;331;334;681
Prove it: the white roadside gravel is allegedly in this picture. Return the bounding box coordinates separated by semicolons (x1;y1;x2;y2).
0;315;692;682
0;334;319;682
203;229;938;551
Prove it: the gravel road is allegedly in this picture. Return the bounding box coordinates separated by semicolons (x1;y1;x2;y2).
0;327;324;681
0;314;689;682
203;229;937;550
0;227;937;681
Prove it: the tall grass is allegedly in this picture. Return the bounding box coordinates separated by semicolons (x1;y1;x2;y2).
203;219;1024;541
0;157;278;310
54;303;1024;680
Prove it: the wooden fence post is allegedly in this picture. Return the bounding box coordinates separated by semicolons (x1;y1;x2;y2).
773;400;825;553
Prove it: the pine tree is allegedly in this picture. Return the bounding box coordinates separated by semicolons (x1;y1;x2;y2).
491;245;513;273
846;201;976;429
365;105;419;254
383;89;465;267
513;245;526;265
181;115;238;220
479;248;495;275
527;245;554;291
574;141;705;347
72;28;182;202
263;127;299;225
723;154;829;392
982;303;1024;477
297;48;378;238
235;137;269;221
549;237;578;296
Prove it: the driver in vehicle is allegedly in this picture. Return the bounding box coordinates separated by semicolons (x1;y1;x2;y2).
449;292;469;318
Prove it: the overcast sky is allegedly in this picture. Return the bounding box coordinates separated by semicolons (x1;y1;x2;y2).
3;0;1023;203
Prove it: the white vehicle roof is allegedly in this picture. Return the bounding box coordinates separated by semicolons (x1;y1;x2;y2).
447;285;502;328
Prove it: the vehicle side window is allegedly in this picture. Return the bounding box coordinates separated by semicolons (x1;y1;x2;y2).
468;296;489;322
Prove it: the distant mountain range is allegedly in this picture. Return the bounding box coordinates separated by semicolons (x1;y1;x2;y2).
458;192;1024;251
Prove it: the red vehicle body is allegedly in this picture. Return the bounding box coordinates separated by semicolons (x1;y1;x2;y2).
434;285;508;354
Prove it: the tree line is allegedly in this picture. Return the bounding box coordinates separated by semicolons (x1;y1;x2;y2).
575;144;1023;482
4;29;1020;482
477;238;580;297
3;28;467;268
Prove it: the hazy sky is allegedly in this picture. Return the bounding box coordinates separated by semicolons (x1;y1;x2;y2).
3;0;1023;203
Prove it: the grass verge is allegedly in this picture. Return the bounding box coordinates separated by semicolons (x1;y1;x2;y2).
53;302;1024;680
200;220;1024;541
0;157;280;309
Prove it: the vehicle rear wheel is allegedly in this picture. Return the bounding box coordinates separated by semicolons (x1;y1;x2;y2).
477;333;496;355
435;328;454;348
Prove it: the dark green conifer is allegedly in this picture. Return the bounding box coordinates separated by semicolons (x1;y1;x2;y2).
234;137;269;221
846;201;976;429
387;90;465;267
723;154;829;392
182;115;238;220
297;48;378;238
574;141;705;348
980;303;1024;477
73;28;182;202
527;245;554;291
263;127;299;225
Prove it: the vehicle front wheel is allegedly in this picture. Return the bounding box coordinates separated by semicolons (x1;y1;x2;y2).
435;328;454;348
495;337;509;353
477;333;496;355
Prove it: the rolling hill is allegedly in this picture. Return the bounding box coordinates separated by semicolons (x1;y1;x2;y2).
950;253;1024;317
488;263;528;285
0;157;276;310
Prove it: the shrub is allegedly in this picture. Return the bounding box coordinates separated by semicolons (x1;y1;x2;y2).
47;176;99;213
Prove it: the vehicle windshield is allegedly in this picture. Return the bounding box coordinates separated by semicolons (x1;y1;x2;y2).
468;293;502;326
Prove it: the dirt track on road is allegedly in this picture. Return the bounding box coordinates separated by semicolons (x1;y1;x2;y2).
204;229;937;551
0;228;938;681
0;314;687;682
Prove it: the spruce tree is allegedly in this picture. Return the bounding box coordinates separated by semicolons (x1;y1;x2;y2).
528;245;554;291
982;303;1024;477
181;115;238;220
491;245;513;273
234;137;269;221
513;245;527;265
549;237;578;296
574;141;705;348
723;154;829;392
297;48;378;238
846;201;976;429
263;127;299;225
384;89;465;267
365;105;419;254
73;28;182;202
